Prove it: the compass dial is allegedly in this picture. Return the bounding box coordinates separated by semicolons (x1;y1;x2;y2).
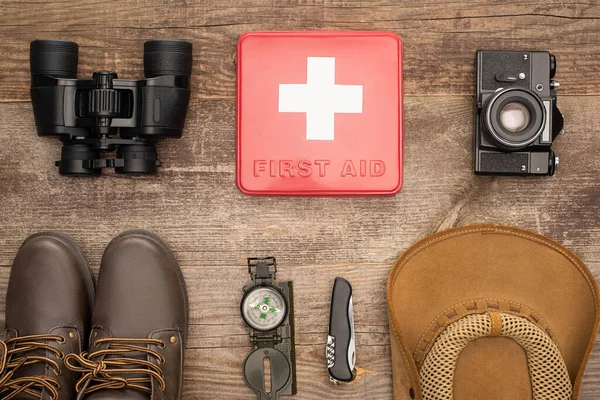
242;286;287;331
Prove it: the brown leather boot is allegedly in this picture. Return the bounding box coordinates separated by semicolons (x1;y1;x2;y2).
65;231;188;400
1;233;95;400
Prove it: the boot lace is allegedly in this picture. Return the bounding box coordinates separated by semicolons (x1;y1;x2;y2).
0;334;65;399
64;337;166;395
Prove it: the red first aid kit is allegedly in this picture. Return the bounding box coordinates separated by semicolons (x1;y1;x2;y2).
236;31;403;196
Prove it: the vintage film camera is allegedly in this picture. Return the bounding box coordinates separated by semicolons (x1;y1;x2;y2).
475;50;564;176
30;39;192;176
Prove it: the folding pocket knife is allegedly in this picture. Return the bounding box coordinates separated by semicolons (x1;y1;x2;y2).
326;277;356;383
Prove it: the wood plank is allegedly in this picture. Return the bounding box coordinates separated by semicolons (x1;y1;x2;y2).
0;261;598;399
1;0;600;101
0;97;598;267
0;96;598;397
1;1;599;398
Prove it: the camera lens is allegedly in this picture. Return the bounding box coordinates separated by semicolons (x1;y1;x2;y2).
499;102;530;133
30;40;78;79
483;88;545;150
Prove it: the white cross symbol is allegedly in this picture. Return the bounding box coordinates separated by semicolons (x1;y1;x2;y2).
278;57;363;141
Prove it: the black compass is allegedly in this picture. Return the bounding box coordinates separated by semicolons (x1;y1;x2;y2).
241;257;297;400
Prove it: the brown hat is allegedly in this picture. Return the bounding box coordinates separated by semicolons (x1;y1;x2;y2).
387;224;600;400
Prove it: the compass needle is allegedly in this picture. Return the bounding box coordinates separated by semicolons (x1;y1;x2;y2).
243;287;286;331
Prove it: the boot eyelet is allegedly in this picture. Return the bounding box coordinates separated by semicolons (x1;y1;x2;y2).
57;337;66;344
57;352;64;360
158;341;166;349
94;340;100;347
158;357;166;365
55;368;62;376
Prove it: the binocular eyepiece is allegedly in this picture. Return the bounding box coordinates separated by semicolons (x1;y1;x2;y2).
30;39;193;176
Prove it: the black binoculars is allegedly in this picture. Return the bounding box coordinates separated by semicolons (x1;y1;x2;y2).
30;39;192;176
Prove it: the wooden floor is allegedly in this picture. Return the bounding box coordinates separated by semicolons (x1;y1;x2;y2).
1;1;599;399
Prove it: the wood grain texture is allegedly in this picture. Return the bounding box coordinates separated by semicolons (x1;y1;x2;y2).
2;0;600;101
0;0;599;399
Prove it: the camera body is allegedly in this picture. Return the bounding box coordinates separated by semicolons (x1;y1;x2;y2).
30;39;192;176
475;50;563;176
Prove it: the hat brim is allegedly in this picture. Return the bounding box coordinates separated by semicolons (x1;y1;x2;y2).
387;224;600;400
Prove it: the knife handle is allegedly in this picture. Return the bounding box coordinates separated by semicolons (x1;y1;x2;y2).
327;277;356;383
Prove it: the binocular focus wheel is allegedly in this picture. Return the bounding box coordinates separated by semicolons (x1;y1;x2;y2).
30;39;78;79
144;39;193;78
